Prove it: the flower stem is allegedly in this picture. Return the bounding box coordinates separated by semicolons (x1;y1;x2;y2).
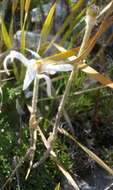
25;77;39;179
52;5;99;136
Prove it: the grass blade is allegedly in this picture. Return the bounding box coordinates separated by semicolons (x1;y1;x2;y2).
12;0;18;15
59;128;113;175
37;125;80;190
53;43;113;89
54;183;60;190
1;22;12;49
45;0;86;52
41;3;56;40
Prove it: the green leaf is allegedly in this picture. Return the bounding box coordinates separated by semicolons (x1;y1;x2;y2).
20;0;25;27
1;22;12;49
21;26;26;53
41;3;56;40
45;0;86;52
54;183;60;190
12;0;18;15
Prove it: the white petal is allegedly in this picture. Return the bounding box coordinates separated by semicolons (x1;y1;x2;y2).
41;64;73;73
23;68;36;90
3;54;12;75
3;50;36;71
3;50;29;75
11;51;30;66
37;74;52;97
68;55;77;61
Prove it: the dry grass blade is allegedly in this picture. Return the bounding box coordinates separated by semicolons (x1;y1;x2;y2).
0;69;12;73
58;128;113;175
36;46;79;63
98;1;113;18
38;86;106;102
53;17;113;89
36;13;113;69
78;63;113;89
37;125;80;190
25;0;31;13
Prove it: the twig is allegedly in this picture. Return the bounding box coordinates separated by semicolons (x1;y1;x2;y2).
12;156;21;190
0;148;32;190
38;85;106;102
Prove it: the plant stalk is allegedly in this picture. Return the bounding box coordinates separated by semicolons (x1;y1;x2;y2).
25;77;39;179
52;5;99;137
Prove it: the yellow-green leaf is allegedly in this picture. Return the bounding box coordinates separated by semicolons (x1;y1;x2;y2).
41;3;56;40
20;0;25;27
54;183;60;190
1;22;12;48
21;26;25;53
44;0;86;52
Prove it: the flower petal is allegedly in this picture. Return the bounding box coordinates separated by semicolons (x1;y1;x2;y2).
3;54;12;75
3;50;31;75
37;74;52;97
41;64;73;73
23;67;37;90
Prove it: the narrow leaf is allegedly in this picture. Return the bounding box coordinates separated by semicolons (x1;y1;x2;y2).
36;46;79;64
12;0;18;15
37;125;80;190
20;0;25;27
21;26;26;53
54;44;113;89
53;157;79;190
1;22;12;48
54;183;60;190
25;0;31;12
59;128;113;175
44;0;86;52
41;3;56;40
77;62;113;89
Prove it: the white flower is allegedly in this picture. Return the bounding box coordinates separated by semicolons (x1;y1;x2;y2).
3;50;73;96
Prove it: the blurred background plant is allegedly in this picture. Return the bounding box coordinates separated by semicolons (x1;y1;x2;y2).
0;0;113;189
